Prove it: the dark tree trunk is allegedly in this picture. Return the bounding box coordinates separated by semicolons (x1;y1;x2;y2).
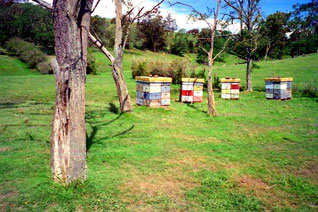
51;0;92;184
113;0;132;112
246;52;253;91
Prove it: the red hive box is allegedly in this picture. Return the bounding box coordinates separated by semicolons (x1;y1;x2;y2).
180;78;205;103
221;78;240;100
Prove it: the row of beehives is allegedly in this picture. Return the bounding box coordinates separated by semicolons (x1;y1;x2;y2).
135;77;293;107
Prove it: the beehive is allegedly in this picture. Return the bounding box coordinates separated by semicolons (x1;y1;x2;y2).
180;78;204;103
136;76;172;107
221;78;240;100
265;77;293;100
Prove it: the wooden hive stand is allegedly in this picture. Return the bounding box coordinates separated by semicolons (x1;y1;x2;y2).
221;78;240;100
136;76;172;107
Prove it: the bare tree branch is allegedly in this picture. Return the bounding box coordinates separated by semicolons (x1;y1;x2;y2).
88;31;115;62
91;0;101;13
121;0;164;50
32;0;52;9
213;36;231;60
169;1;213;29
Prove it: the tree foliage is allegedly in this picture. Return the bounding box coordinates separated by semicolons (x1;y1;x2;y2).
0;2;54;53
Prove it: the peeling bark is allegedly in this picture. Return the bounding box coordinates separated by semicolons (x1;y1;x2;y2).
207;54;217;116
246;52;253;91
51;0;92;184
113;0;132;112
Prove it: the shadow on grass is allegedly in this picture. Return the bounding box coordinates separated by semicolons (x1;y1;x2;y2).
85;110;135;151
187;103;207;114
0;101;53;109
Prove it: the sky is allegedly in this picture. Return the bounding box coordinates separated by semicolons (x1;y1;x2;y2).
42;0;312;31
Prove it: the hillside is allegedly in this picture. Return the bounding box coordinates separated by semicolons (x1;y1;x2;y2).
0;52;317;211
93;50;318;91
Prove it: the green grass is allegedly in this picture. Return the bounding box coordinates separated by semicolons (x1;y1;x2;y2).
0;52;317;211
93;49;318;91
0;55;39;76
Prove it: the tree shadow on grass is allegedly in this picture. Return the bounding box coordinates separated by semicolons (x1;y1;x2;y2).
85;108;135;151
187;103;207;114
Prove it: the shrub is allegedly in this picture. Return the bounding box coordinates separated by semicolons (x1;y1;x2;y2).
213;74;221;90
168;59;196;84
302;81;318;98
37;59;53;74
148;60;170;76
87;48;97;75
131;59;149;78
131;58;196;84
20;49;46;68
5;37;46;68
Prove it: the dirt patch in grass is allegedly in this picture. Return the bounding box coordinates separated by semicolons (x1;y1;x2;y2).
295;159;318;184
166;148;219;172
119;148;212;210
0;190;17;210
239;175;269;191
171;134;222;144
0;147;10;153
235;175;298;209
120;167;199;211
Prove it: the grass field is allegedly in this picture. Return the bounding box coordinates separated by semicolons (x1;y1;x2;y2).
0;51;317;211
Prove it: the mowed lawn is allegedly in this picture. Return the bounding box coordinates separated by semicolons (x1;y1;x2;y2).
0;52;317;211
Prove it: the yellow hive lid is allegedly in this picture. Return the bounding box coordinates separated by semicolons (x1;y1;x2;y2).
136;76;172;82
221;78;240;83
181;78;205;83
265;77;293;82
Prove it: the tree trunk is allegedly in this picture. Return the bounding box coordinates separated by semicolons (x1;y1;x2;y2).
51;0;92;184
246;52;253;91
113;0;132;112
265;42;270;61
207;53;217;116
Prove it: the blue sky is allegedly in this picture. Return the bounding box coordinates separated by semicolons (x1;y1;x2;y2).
43;0;312;30
157;0;312;30
162;0;312;17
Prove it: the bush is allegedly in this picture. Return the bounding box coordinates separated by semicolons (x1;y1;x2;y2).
37;59;53;74
5;37;46;68
131;58;196;84
131;59;149;78
20;49;46;68
148;60;170;76
168;59;195;84
302;81;318;98
213;74;221;90
87;48;97;75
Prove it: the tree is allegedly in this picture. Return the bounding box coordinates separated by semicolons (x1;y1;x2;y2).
90;16;115;49
262;12;290;60
171;0;229;117
195;29;230;64
0;3;54;53
32;0;93;184
138;13;177;52
287;0;318;57
224;0;263;91
90;0;163;112
170;29;193;56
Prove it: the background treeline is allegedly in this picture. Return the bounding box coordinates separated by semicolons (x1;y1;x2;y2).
0;1;317;71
